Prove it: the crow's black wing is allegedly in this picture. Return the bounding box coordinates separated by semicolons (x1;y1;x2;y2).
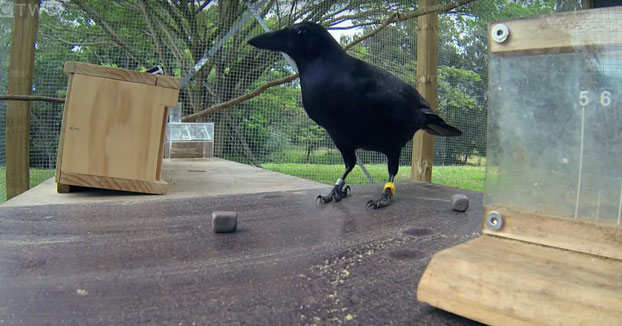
351;60;426;130
353;60;461;137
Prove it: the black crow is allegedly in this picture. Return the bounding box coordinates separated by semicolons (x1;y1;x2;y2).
248;22;461;209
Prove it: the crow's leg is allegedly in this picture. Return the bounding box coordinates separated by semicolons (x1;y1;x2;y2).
317;148;356;204
367;152;399;209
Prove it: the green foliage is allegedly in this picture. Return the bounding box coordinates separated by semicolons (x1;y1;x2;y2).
0;18;10;87
343;0;582;165
0;168;55;203
436;65;486;164
271;148;343;165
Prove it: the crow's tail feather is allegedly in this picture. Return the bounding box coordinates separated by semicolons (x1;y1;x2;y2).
422;114;462;137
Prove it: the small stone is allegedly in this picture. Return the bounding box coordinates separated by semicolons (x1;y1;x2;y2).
212;211;237;233
451;194;469;212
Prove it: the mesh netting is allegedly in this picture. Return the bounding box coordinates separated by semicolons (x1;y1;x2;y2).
0;0;582;202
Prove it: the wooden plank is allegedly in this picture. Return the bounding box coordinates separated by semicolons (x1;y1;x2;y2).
411;0;438;182
418;235;622;326
5;0;40;200
489;7;622;55
63;61;157;86
156;75;181;89
59;74;178;182
55;74;75;184
59;171;167;195
482;206;622;260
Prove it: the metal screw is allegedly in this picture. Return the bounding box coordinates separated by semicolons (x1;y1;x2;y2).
491;24;510;43
486;211;504;231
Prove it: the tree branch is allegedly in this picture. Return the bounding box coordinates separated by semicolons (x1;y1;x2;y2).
0;94;65;103
138;0;168;73
69;0;147;67
181;74;298;121
182;0;479;122
344;0;478;51
38;33;114;46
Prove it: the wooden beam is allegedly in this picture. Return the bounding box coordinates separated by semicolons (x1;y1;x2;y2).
6;0;41;200
418;236;622;326
58;172;168;195
1;94;65;103
483;206;622;260
411;0;438;182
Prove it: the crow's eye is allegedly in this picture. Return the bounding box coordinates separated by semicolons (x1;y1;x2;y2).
296;28;307;36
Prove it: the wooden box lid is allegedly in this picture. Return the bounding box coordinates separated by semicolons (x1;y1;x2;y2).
63;61;180;89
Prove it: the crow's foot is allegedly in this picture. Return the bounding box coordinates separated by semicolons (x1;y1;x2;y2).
366;183;395;209
366;189;393;209
316;184;351;204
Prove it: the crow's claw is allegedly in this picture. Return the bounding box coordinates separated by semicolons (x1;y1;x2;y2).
317;184;350;204
366;189;393;209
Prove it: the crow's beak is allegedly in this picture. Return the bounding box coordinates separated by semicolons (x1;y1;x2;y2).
248;28;290;53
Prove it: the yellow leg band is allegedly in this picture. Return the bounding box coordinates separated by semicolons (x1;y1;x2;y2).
384;182;396;196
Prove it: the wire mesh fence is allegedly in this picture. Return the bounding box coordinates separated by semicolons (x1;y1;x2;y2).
1;9;9;202
0;0;582;203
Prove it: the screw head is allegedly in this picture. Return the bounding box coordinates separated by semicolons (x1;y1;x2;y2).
486;211;504;231
492;24;510;43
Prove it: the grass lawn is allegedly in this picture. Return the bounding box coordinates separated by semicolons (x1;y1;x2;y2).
262;163;485;192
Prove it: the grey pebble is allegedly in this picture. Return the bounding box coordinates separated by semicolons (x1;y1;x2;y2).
451;194;469;212
212;211;237;233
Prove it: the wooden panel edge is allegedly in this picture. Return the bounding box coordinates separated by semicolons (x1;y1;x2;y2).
63;61;77;75
156;75;181;89
63;61;156;86
488;7;622;55
59;172;168;195
158;87;181;108
482;206;622;260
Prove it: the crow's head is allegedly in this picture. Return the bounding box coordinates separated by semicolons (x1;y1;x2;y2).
248;22;343;64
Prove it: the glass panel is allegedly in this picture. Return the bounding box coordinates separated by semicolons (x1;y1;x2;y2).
486;45;622;226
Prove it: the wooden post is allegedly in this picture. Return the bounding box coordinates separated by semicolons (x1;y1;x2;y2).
5;0;40;200
582;0;594;9
411;0;438;182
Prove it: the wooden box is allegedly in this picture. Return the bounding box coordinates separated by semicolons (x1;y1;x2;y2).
163;122;214;158
55;62;180;194
417;8;622;326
